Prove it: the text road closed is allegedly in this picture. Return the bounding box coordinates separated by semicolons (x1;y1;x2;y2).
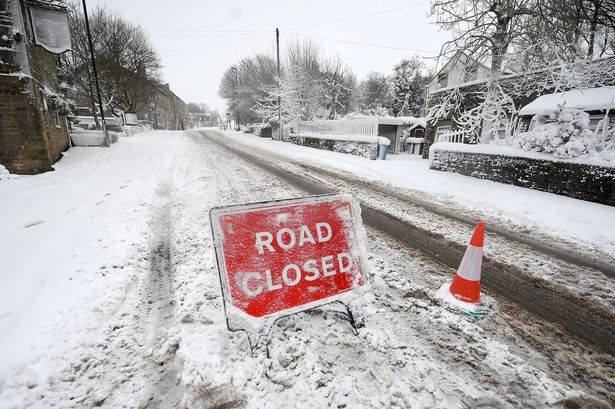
211;195;367;319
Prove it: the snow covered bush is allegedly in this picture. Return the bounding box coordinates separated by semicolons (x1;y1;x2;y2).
514;108;614;160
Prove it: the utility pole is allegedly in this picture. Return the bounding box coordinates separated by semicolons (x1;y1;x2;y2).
276;28;281;140
231;66;239;131
82;0;110;147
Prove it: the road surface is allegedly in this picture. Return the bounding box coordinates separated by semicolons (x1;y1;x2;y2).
0;130;612;408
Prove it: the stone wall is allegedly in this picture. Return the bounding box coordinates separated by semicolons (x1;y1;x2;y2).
284;134;379;160
430;148;615;206
0;0;70;174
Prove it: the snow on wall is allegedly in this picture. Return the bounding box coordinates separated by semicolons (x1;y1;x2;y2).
430;142;615;168
284;134;381;160
430;148;615;206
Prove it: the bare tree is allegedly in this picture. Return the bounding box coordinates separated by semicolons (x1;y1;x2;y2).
521;0;615;62
430;0;536;73
60;3;162;118
218;54;277;124
360;72;392;114
321;56;359;119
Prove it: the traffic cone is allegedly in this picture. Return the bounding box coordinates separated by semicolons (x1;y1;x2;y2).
449;221;484;303
435;221;485;312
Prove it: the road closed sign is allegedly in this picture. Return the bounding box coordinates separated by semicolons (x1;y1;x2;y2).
210;194;370;328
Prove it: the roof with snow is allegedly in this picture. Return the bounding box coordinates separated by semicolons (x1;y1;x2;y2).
519;86;615;116
376;116;426;127
337;115;426;127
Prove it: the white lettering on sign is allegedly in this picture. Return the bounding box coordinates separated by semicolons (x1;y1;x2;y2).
238;252;353;298
241;272;263;297
255;232;274;254
255;222;333;254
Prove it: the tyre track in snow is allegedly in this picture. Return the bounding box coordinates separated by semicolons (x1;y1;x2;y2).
199;130;615;356
139;175;181;409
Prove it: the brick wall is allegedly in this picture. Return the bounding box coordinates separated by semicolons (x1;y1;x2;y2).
430;148;615;206
0;0;70;174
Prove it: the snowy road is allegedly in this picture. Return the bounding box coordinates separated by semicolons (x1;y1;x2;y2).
1;130;613;408
201;130;615;354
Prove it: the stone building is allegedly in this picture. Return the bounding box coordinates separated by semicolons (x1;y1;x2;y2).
138;83;188;130
0;0;72;174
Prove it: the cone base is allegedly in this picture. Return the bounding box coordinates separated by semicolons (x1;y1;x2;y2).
449;275;480;304
435;282;479;313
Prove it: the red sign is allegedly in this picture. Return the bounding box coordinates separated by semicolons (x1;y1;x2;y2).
210;194;369;322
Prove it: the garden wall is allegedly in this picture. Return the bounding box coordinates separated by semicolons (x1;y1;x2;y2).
283;134;381;160
430;147;615;206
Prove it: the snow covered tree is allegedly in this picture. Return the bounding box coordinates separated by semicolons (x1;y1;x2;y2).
321;56;360;119
360;72;393;114
390;57;429;117
219;54;278;124
60;3;162;117
253;41;328;123
430;0;537;73
523;0;615;62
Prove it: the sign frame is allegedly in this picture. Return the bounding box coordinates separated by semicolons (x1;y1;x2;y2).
210;193;370;354
28;6;72;55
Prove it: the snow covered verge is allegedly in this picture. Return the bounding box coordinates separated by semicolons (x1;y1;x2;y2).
0;131;187;407
214;130;615;256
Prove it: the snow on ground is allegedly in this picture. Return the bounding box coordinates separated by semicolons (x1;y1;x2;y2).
214;130;615;256
1;130;613;408
0;131;183;405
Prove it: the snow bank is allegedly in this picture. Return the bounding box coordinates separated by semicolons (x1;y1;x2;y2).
0;131;177;384
0;164;19;180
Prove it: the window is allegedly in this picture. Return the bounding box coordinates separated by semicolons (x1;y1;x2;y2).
436;125;452;141
40;89;48;111
53;109;61;128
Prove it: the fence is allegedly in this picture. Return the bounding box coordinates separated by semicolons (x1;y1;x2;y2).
294;119;379;136
437;129;466;143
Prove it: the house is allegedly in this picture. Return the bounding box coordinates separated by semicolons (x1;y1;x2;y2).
138;83;188;130
428;51;492;93
0;0;72;174
517;86;615;133
293;116;426;155
424;55;615;156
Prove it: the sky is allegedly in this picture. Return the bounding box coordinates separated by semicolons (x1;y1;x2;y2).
95;0;451;114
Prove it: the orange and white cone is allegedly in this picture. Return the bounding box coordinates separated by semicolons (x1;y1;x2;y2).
435;221;485;311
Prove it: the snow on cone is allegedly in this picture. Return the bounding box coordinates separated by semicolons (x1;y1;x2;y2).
435;221;485;313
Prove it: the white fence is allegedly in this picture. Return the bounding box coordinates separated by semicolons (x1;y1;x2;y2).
294;119;379;136
437;130;466;143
